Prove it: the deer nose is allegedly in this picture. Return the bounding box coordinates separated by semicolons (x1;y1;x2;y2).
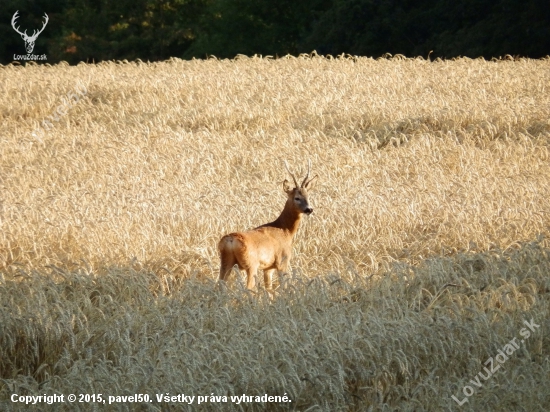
305;207;313;215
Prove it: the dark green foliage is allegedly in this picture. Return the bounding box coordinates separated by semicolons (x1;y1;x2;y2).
0;0;548;64
302;0;550;59
185;0;331;58
48;0;209;64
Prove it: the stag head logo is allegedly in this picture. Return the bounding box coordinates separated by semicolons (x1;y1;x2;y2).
11;11;49;54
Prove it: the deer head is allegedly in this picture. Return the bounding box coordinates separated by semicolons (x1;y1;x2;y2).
283;159;318;215
12;11;49;54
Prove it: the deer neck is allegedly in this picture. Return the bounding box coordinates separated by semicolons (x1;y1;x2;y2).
271;200;302;237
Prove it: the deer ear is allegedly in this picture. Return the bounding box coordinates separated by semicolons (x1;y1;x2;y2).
283;179;293;193
303;175;318;191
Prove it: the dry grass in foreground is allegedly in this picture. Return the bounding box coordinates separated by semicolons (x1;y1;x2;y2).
1;243;549;411
0;55;550;410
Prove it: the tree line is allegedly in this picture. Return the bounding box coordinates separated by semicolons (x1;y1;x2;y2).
1;0;549;64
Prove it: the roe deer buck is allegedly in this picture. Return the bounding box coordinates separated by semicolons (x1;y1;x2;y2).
218;161;317;292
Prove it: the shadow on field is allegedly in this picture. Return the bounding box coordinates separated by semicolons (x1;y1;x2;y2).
1;239;549;411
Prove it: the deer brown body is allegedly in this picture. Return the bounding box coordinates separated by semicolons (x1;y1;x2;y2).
218;162;317;291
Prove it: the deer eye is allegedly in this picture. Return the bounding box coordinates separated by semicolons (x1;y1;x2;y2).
294;197;300;201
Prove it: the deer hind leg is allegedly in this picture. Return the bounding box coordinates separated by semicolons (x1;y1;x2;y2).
219;252;236;282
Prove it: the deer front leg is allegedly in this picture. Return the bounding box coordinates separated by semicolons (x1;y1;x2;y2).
271;255;291;293
264;269;276;291
279;254;291;276
246;266;258;290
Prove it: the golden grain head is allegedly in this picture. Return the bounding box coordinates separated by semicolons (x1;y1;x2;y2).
0;56;549;410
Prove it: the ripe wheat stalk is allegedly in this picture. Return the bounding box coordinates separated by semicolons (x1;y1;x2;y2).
0;55;549;411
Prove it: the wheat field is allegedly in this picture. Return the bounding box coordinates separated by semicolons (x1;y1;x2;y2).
1;55;549;411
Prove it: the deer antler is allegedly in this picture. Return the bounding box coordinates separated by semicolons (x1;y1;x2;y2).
284;160;299;188
30;13;49;40
11;11;27;38
302;159;318;188
11;11;48;41
301;159;311;188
